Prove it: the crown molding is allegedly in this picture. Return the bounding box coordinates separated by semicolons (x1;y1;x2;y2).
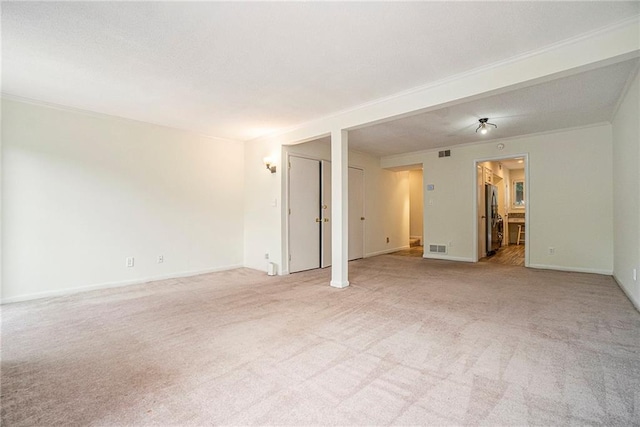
0;93;241;144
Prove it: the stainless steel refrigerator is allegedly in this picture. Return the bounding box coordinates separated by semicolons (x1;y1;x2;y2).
485;184;501;256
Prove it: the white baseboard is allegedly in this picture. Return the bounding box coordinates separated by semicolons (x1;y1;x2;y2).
1;264;244;304
528;263;613;276
612;275;640;312
365;245;410;258
422;254;474;262
330;280;350;289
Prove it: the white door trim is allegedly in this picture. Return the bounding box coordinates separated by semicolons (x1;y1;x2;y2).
472;154;530;267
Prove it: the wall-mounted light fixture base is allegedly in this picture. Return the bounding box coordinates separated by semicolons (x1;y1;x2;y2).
263;157;277;173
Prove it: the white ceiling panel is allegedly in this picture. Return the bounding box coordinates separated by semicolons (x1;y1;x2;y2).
2;1;638;142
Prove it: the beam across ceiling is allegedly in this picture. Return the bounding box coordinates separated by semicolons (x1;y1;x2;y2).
259;16;639;148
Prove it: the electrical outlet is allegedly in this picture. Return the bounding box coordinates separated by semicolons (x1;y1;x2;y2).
548;247;555;255
126;257;134;267
633;268;637;281
264;253;269;260
157;255;164;264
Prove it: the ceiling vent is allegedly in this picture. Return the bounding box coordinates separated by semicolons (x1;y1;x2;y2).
438;150;451;158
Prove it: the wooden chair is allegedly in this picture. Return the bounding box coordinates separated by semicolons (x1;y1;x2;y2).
517;225;525;245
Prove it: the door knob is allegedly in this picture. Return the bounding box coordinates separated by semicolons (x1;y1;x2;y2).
315;218;322;223
360;217;365;220
323;218;329;222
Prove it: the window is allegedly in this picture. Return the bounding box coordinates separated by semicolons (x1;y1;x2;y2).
513;180;525;207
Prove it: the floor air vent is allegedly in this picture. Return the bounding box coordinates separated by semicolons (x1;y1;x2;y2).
429;244;447;254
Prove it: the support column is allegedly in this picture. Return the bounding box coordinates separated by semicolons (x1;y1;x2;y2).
330;129;349;288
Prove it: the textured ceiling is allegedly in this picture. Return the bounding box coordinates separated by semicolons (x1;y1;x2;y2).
347;59;640;157
2;1;638;142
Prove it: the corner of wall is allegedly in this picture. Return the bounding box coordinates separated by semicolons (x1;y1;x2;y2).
611;67;640;310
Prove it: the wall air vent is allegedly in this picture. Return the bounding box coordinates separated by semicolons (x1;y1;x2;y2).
429;244;447;254
438;150;451;158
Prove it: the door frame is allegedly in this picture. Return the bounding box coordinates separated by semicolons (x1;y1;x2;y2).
348;166;365;261
321;159;332;268
472;154;530;266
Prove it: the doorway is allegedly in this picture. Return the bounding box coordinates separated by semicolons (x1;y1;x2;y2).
288;155;365;273
475;156;528;267
409;168;424;255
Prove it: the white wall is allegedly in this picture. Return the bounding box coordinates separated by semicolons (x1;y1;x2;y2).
409;170;423;240
242;138;283;273
612;69;640;309
362;164;409;256
382;124;614;273
1;99;245;302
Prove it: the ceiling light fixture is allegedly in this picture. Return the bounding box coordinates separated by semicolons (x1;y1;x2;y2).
476;118;497;135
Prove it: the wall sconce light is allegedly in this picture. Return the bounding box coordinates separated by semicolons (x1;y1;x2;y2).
263;157;276;173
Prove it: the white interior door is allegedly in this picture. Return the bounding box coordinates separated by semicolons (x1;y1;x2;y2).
320;164;364;266
348;167;364;260
289;156;320;273
321;161;332;268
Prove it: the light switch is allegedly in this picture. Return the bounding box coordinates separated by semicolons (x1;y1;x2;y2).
271;198;277;207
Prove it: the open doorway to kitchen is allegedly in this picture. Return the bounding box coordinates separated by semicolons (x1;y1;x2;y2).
476;156;528;267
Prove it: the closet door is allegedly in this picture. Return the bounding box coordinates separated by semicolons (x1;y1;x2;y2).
320;164;365;265
348;167;364;260
289;156;320;273
321;161;332;268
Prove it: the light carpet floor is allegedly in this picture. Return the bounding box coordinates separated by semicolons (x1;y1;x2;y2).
2;255;639;426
